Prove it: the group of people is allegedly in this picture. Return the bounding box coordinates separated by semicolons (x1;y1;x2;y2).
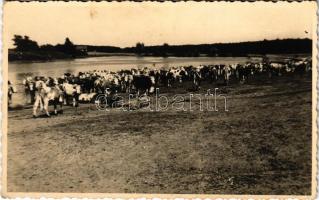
8;58;311;117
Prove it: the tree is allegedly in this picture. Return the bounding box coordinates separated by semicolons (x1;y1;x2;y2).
54;37;79;57
12;35;39;51
161;43;169;57
62;37;77;55
135;42;145;55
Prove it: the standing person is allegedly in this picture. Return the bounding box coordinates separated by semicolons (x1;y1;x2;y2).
193;68;201;91
33;78;45;117
23;76;36;104
8;81;15;107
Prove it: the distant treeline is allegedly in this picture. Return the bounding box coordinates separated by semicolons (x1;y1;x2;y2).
9;35;312;62
86;39;312;57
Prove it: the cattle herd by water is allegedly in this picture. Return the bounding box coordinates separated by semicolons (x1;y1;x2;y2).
8;58;311;117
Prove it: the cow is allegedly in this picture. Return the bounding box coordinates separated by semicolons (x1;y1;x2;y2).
33;80;64;117
62;82;81;107
132;75;155;96
293;61;307;77
121;74;134;93
78;92;97;103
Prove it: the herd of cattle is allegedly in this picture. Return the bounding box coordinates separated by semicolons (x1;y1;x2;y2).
8;59;311;117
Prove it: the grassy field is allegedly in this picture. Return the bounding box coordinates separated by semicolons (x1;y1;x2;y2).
7;74;312;194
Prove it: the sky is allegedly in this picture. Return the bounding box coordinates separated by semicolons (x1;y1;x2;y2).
4;1;316;48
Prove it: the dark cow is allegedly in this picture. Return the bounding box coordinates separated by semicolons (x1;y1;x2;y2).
132;75;155;96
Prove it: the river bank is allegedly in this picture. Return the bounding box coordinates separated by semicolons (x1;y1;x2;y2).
7;75;312;194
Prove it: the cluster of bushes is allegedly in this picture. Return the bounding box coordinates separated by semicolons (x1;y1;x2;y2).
9;35;87;61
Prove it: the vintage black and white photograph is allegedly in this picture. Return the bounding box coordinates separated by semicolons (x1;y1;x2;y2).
2;1;317;197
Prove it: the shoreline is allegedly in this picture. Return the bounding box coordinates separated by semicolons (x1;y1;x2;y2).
8;53;311;64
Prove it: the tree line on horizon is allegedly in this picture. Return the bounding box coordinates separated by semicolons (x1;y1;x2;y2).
9;35;312;61
87;39;312;57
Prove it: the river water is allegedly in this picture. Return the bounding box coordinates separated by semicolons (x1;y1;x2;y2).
9;56;262;84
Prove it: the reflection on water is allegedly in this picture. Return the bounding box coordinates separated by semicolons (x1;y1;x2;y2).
8;56;259;106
